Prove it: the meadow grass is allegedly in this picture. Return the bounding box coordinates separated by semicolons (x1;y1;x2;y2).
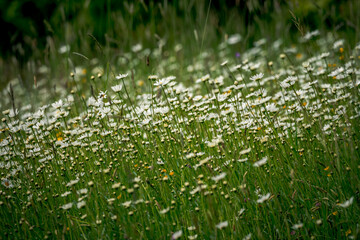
1;1;360;238
0;30;359;239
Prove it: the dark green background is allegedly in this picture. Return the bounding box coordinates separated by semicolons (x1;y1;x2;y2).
1;0;358;61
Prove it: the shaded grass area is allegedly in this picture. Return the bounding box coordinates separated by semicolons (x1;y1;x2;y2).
1;0;359;90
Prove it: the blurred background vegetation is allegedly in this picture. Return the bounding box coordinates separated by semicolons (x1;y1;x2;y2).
0;0;359;88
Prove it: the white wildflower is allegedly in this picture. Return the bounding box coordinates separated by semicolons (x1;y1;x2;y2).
190;186;201;195
98;90;108;99
122;201;132;208
216;221;228;229
77;189;88;195
320;52;330;59
250;73;264;81
159;207;170;214
33;108;45;119
302;30;320;41
116;73;128;80
211;172;227;182
257;193;271;203
316;219;322;225
221;60;228;66
292;223;304;229
133;177;141;183
111;84;123;92
112;183;121;189
227;34;242;45
61;191;71;197
66;179;79;187
9;109;18;118
131;44;142;52
266;103;279;113
61;202;73;210
157;159;165;165
1;179;14;188
134;199;144;204
238;208;245;216
338;197;354;208
207;136;223;147
253;157;268;167
59;45;70;54
2;109;10;115
52;99;63;109
193;95;203;102
333;39;344;49
302;62;310;68
188;235;198;240
280;76;296;88
77;201;86;209
154;78;171;87
67;94;74;102
238;158;248;163
172;230;182;239
242;233;252;240
148;75;158;80
188;226;196;231
239;148;251;155
200;74;210;82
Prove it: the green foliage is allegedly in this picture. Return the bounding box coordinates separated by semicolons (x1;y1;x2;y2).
0;23;360;239
0;1;359;239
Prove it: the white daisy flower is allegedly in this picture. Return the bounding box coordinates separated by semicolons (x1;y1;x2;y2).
190;186;201;195
52;99;63;109
112;183;121;189
122;201;132;208
292;223;304;229
61;191;71;197
66;179;79;187
154;78;171;87
116;73;128;80
227;34;242;45
257;193;271;203
338;197;354;208
77;201;86;209
159;207;170;214
188;226;196;231
172;230;182;240
242;233;252;240
211;172;227;182
77;189;88;195
111;84;123;92
250;73;264;81
253;157;268;167
61;202;73;210
239;148;251;155
216;221;228;229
